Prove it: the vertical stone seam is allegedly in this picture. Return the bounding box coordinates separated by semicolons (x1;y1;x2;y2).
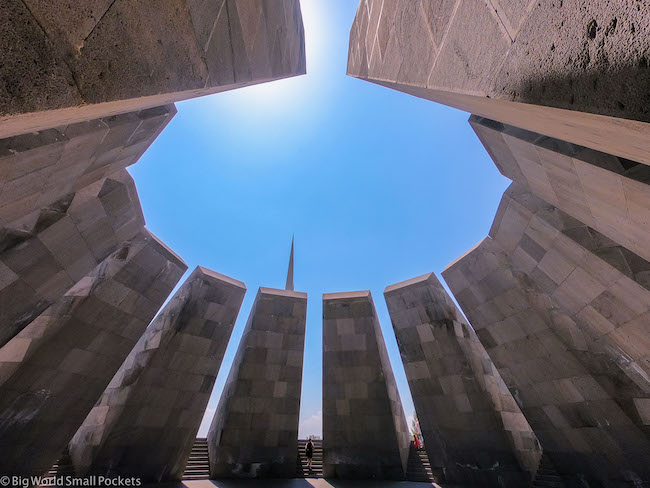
367;0;383;68
18;0;85;103
426;0;462;88
224;0;238;84
486;0;515;42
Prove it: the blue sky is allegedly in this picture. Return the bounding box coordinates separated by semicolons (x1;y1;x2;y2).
129;0;510;437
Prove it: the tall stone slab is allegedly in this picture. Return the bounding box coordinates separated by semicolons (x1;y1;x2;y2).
347;0;650;165
69;266;246;482
385;273;540;486
470;115;650;264
1;0;306;138
208;287;307;479
0;170;145;348
322;291;410;480
442;191;650;486
0;105;174;226
489;184;650;390
0;230;187;477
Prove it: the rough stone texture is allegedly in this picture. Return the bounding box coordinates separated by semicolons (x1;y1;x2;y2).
0;0;305;138
470;115;650;265
0;105;174;226
322;291;410;480
347;0;650;165
0;170;145;348
69;266;246;483
0;230;187;477
442;187;650;487
208;287;307;479
384;273;540;486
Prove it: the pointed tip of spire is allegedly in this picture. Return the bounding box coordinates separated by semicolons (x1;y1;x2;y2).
285;235;295;291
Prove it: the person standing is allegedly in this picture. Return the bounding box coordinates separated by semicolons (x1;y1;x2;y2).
305;438;314;471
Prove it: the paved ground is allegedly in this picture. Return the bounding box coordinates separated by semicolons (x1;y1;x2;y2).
154;480;451;488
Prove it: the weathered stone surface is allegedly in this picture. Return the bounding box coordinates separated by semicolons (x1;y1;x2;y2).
442;187;650;486
0;170;145;348
69;266;246;482
471;115;650;265
322;291;410;480
208;287;307;479
385;273;540;486
348;0;650;165
0;230;187;477
1;0;305;138
0;105;174;226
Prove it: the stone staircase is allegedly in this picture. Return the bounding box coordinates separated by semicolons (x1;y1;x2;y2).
406;442;436;483
531;453;566;488
297;439;323;478
40;449;75;486
182;437;210;480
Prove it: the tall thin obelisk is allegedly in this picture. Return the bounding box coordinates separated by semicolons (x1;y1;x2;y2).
285;235;294;291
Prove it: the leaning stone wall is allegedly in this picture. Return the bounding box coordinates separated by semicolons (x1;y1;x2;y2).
0;170;145;348
1;0;305;137
69;266;246;483
0;106;174;226
322;291;410;480
347;0;650;164
385;273;540;486
0;230;187;477
443;198;650;485
208;287;307;479
470;115;650;264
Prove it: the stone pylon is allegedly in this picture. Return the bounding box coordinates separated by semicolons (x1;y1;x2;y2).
1;0;306;138
347;0;650;165
68;266;246;482
208;287;307;478
0;106;175;226
322;290;410;479
385;272;540;486
442;187;650;485
0;230;187;477
0;170;146;348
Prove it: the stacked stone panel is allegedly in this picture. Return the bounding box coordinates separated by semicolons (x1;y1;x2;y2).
69;266;246;482
1;0;306;137
442;188;650;486
347;0;650;164
470;115;650;264
322;291;410;480
0;170;145;347
208;287;307;479
0;105;174;226
385;273;540;486
0;230;187;477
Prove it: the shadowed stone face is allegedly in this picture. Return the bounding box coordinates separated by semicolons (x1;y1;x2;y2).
68;266;246;483
208;287;307;479
347;0;650;165
0;230;187;477
0;0;305;137
0;105;174;227
322;291;410;480
442;187;650;485
0;170;145;348
384;273;539;487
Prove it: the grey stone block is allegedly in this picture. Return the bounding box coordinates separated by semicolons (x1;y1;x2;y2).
208;287;307;479
322;291;410;480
